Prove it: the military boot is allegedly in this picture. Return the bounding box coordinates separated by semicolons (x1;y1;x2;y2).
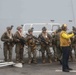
48;55;52;63
49;59;52;63
33;59;37;64
4;58;7;62
54;58;57;62
20;58;24;64
28;59;32;64
42;59;46;64
4;55;8;62
8;56;12;62
16;58;20;63
20;60;24;64
42;53;46;64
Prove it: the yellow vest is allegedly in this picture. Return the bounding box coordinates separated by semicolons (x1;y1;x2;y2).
60;31;74;47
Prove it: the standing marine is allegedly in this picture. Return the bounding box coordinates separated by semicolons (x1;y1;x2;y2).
14;26;25;63
38;27;52;64
25;28;37;64
1;26;14;62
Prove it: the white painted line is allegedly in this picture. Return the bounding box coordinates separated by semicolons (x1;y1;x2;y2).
0;62;23;68
70;70;76;72
0;64;14;67
55;70;76;72
0;62;15;67
55;70;62;72
0;62;14;65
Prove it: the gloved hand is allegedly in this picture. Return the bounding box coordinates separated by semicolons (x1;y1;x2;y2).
6;39;10;42
9;38;13;42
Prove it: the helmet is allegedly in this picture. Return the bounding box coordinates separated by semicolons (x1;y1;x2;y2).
61;24;67;30
28;29;33;33
42;27;47;31
7;27;12;30
17;26;22;30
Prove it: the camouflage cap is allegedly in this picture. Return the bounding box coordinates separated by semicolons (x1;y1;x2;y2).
42;27;47;31
17;26;22;30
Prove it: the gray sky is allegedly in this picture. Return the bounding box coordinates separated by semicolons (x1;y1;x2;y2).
0;0;76;35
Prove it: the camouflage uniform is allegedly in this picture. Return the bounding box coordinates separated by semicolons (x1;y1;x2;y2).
72;35;76;61
38;27;52;63
51;32;58;61
25;29;37;64
55;32;62;61
1;26;14;62
70;26;76;61
14;26;25;63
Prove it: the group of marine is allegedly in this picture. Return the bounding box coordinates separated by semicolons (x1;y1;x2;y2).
1;24;76;64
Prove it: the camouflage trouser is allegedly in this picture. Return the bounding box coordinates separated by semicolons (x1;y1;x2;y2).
15;44;24;63
52;45;58;60
56;46;62;60
28;46;37;61
69;46;73;61
3;43;13;61
41;46;52;61
73;44;76;59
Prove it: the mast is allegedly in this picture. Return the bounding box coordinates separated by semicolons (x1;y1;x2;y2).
71;0;75;25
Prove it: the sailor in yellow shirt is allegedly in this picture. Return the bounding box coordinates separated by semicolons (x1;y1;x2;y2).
60;24;75;72
60;30;74;47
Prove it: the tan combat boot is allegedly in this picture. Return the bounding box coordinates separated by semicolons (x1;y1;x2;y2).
33;60;37;64
28;60;32;64
49;59;52;63
42;59;46;64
